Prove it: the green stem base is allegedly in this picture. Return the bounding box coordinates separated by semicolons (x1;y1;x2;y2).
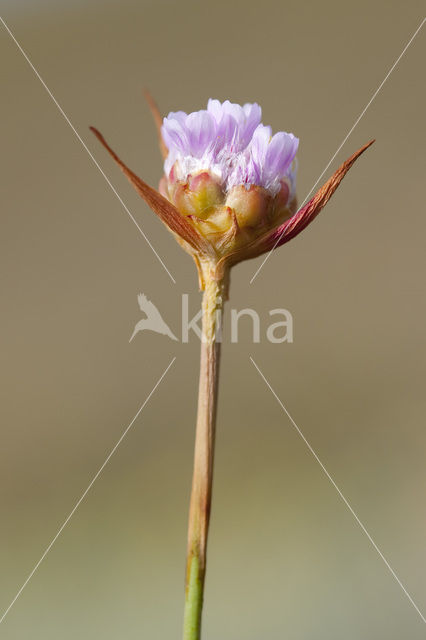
183;556;204;640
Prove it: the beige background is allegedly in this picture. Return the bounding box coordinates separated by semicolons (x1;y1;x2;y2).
1;1;425;638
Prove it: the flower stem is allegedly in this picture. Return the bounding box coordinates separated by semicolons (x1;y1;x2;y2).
183;264;228;640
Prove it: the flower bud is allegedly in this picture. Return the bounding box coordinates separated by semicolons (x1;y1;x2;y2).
225;185;270;229
158;175;169;199
274;180;289;211
171;171;224;219
271;179;296;224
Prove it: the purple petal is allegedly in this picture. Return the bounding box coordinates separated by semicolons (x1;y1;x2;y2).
222;100;244;121
185;110;217;158
240;102;262;146
207;99;223;123
249;125;271;174
167;110;188;125
161;117;190;155
215;112;238;151
265;132;299;177
207;100;262;152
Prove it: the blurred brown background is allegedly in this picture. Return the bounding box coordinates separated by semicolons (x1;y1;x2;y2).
1;1;425;638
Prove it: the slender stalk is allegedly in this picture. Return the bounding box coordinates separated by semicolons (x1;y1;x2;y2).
183;263;228;640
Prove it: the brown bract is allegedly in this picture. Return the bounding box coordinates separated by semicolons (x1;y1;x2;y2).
90;126;214;259
217;139;375;275
142;89;168;160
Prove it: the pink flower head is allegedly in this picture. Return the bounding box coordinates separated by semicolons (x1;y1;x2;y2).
91;92;373;284
162;99;299;199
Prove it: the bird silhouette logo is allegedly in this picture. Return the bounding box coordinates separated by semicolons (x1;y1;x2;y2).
129;293;178;342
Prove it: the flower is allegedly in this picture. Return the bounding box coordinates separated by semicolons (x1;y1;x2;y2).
90;93;373;284
159;100;300;253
